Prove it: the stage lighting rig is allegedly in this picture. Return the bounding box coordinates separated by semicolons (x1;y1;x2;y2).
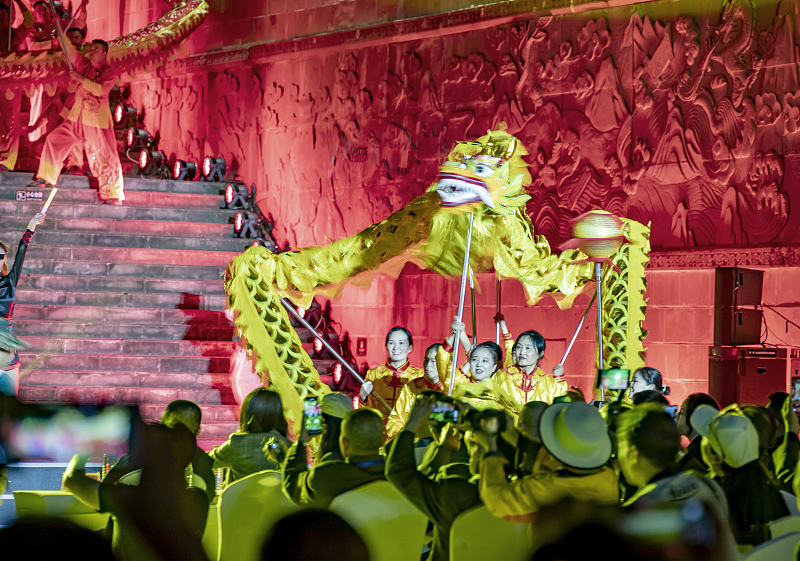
202;156;226;182
126;128;150;153
173;160;197;181
138;149;169;178
233;211;260;238
114;103;137;128
223;182;249;209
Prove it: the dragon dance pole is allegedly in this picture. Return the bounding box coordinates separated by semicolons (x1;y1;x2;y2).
469;269;477;346
495;275;501;345
448;213;475;396
7;0;12;53
595;262;605;401
65;0;87;30
560;292;596;365
280;296;391;412
46;0;74;71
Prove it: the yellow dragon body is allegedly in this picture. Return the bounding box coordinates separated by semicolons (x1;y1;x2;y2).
225;130;650;430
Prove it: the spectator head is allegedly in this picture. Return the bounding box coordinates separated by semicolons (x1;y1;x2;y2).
629;367;669;398
696;409;759;469
385;327;412;365
340;408;383;458
519;400;548;442
468;341;502;381
66;27;85;46
0;239;9;276
616;404;682;487
538;402;611;470
161;400;202;436
0;4;9;30
260;509;369;561
741;405;775;457
513;330;546;369
239;388;288;437
86;40;108;68
0;516;115;560
33;1;50;21
423;343;441;382
766;392;791;441
631;390;669;406
677;393;719;439
316;392;353;462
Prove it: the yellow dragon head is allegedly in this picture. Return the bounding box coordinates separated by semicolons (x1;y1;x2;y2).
436;129;532;215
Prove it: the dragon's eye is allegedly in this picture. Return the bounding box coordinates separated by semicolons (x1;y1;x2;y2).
473;163;494;177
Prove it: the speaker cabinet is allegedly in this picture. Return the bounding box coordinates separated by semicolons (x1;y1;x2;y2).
714;267;763;346
709;346;789;407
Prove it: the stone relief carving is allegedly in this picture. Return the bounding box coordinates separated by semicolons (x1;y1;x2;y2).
140;0;800;251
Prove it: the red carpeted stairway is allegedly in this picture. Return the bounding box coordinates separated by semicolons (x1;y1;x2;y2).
0;171;334;449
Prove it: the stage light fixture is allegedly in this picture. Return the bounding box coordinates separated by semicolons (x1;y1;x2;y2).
223;182;249;209
202;156;226;182
352;395;359;409
126;128;150;152
333;363;343;384
314;338;324;354
139;149;166;176
114;103;137;127
233;211;259;238
173;160;197;181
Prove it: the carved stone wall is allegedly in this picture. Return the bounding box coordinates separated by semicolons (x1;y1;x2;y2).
81;0;800;399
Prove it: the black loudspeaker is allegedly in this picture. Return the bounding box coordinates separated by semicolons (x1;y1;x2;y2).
709;347;788;407
714;267;763;346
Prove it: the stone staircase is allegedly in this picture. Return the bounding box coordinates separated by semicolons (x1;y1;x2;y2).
0;171;335;449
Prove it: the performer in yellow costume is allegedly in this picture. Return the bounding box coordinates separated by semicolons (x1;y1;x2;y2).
386;342;468;438
359;327;423;418
493;325;567;413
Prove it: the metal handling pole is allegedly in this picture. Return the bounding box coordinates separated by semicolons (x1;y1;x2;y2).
469;267;477;346
560;292;596;365
7;0;12;53
279;296;391;412
47;0;73;71
495;274;501;345
448;213;475;396
65;0;86;30
595;262;605;401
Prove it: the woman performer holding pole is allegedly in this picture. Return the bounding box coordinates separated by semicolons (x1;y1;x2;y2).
0;210;47;395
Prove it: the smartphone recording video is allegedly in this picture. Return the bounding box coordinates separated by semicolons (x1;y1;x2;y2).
598;368;631;391
429;400;459;423
0;404;133;462
303;397;323;435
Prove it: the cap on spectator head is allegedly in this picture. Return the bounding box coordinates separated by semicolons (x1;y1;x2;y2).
538;402;612;469
689;404;719;437
707;413;759;468
320;392;353;419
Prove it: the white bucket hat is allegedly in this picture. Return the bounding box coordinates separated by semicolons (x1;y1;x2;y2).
538;402;612;469
692;407;759;468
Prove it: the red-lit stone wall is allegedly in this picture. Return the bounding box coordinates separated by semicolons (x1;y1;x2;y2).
82;0;800;405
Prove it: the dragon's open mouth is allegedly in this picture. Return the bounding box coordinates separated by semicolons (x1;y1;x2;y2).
436;173;495;208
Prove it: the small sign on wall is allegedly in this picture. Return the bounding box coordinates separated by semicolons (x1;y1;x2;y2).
16;190;44;203
356;338;367;356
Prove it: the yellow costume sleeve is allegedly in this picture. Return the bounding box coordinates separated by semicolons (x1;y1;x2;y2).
503;332;514;369
386;384;415;439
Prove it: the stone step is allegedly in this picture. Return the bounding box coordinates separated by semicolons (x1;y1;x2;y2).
0;188;227;209
15;289;226;310
19;351;231;372
12;319;235;340
2;215;232;238
0;199;240;224
13;304;229;325
0;171;231;196
20;336;238;357
18;383;237;406
0;228;247;253
22;245;236;269
18;275;227;294
20;368;232;388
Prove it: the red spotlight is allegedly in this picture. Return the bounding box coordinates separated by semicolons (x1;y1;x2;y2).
352;395;359;409
138;149;149;170
224;183;234;206
314;338;324;354
234;211;243;233
333;363;342;384
297;306;306;319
